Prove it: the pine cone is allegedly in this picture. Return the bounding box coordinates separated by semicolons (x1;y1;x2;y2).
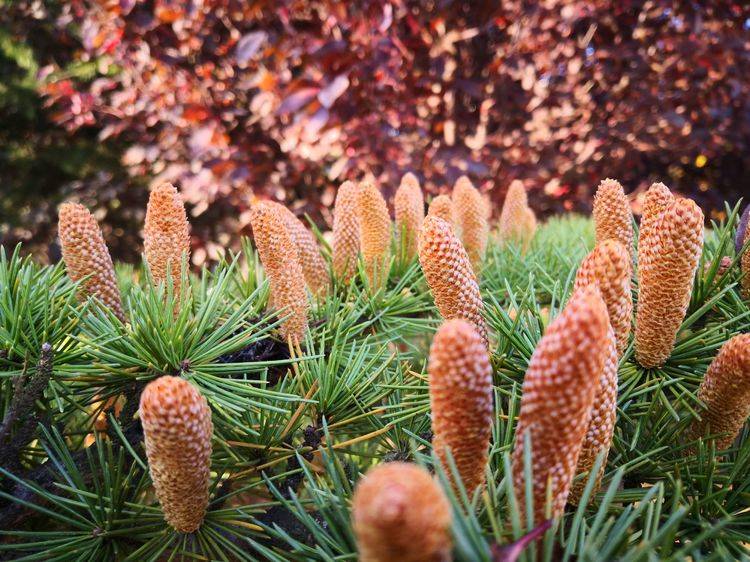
689;333;750;449
250;203;308;343
453;176;488;270
357;180;392;290
428;195;454;224
143;184;191;305
418;216;488;347
498;180;530;245
521;207;538;250
511;286;609;524
394;173;425;260
429;319;493;493
593;179;634;257
352;462;452;562
58;203;125;322
635;198;704;368
737;204;750;300
264;201;329;294
573;240;633;356
638;182;673;259
332;180;361;281
139;376;213;533
568;326;618;504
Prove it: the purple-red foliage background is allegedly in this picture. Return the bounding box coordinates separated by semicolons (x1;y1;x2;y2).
3;1;750;263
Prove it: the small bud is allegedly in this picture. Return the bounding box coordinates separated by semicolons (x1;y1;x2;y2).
394;173;425;260
352;462;452;562
593;179;634;257
357;180;392;290
140;376;213;533
428;195;454;224
453;176;488;270
332;181;361;281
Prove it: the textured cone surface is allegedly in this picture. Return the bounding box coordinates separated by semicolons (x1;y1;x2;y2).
453;176;488;270
521;207;538;250
638;182;673;256
265;201;329;294
250;204;308;343
429;319;493;493
428;194;454;224
573;240;633;356
593;178;634;257
58;203;125;322
635;198;704;368
418;216;488;347
352;462;452;562
569;326;618;504
689;334;750;449
738;205;750;300
511;287;609;524
144;184;191;305
140;376;212;533
332;180;361;281
357;180;391;289
498;180;530;245
394;173;425;260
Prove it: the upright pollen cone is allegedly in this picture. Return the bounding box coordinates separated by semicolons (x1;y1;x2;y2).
689;333;750;450
593;178;634;257
521;206;538;251
429;319;493;493
140;376;212;533
357;180;392;290
352;462;452;562
511;286;609;524
250;203;309;344
453;176;488;270
737;204;750;300
418;216;488;347
498;180;531;245
58;203;125;322
394;173;425;261
638;182;673;258
428;195;454;224
332;180;361;282
264;201;329;295
635;197;704;368
573;240;633;356
569;326;618;504
144;184;191;305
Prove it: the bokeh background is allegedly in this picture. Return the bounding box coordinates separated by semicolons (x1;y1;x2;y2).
2;1;749;264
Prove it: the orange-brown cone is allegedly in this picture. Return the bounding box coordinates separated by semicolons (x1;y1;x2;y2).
428;195;454;224
352;462;452;562
511;287;609;524
453;176;488;270
593;179;634;257
689;333;750;449
394;173;425;260
58;203;125;322
498;180;530;246
418;216;488;347
357;180;392;290
143;184;191;305
573;240;633;356
332;181;361;281
738;205;750;300
139;376;213;533
635;197;704;368
250;203;308;344
520;207;538;250
429;319;493;493
638;182;673;255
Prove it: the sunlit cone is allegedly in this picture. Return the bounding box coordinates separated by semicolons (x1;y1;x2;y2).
635;198;704;368
429;319;493;493
250;203;308;343
498;180;530;245
265;201;329;294
139;376;213;533
569;326;618;505
638;182;673;257
453;176;488;270
689;333;750;449
593;178;634;257
352;462;452;562
737;204;750;300
332;180;361;281
58;203;125;322
511;286;609;524
428;195;454;224
143;183;191;305
394;172;425;260
357;180;392;290
573;240;633;355
418;216;488;347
